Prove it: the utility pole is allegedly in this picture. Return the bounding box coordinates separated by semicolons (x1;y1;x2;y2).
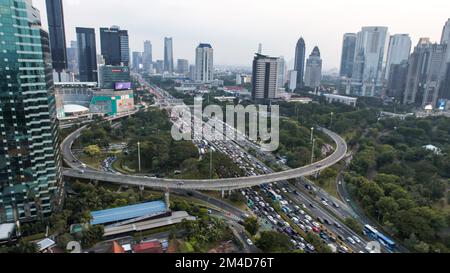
209;149;213;179
311;138;316;165
137;141;141;172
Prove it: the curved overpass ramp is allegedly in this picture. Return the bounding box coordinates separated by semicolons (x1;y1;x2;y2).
62;122;348;191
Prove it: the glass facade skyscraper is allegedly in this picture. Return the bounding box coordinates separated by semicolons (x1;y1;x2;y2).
76;27;98;82
0;0;63;223
45;0;67;73
100;26;129;66
294;37;306;89
339;33;356;78
164;37;174;73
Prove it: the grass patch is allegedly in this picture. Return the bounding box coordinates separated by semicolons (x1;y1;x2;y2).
77;153;108;170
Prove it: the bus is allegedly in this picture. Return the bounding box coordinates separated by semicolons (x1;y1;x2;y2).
268;190;282;201
363;225;396;251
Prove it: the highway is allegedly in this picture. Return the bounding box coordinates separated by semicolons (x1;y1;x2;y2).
61;126;347;190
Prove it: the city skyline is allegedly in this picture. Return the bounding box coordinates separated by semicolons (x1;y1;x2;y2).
33;0;450;70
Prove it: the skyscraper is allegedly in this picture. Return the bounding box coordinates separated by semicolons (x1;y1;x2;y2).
294;38;306;89
45;0;67;73
132;51;142;71
0;0;62;223
276;57;287;90
403;38;447;106
67;40;78;75
164;37;174;73
386;61;408;100
195;43;214;83
351;26;389;97
441;19;450;45
304;46;323;89
252;54;278;101
76;27;98;82
385;34;412;80
100;26;129;66
339;33;357;78
143;40;153;72
177;59;189;75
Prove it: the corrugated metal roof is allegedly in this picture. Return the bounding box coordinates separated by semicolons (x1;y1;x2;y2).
91;201;167;225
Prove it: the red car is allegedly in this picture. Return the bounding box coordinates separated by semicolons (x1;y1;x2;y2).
312;227;321;233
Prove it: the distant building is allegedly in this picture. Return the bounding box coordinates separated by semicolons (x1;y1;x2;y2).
99;65;131;89
90;89;134;116
155;60;164;74
386;61;408;100
100;26;129;66
143;40;153;72
385;34;412;80
164;37;174;73
67;40;78;76
339;33;357;78
195;43;214;83
351;26;389;97
324;94;358;107
177;59;189;75
131;51;142;71
76;27;98;82
294;37;306;89
439;19;450;101
277;56;287;90
252;54;278;101
304;46;322;88
132;241;163;253
288;70;298;92
441;19;450;45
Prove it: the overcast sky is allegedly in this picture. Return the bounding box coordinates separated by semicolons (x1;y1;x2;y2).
34;0;450;70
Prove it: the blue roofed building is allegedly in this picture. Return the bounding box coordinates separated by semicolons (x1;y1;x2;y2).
90;200;170;226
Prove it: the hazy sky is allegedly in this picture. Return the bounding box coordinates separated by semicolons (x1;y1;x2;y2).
34;0;450;70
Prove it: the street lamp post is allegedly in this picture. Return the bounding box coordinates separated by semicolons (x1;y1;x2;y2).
330;112;334;129
310;127;315;144
311;138;316;165
137;142;141;172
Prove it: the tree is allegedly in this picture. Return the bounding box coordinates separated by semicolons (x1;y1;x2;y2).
343;218;363;234
243;217;260;236
83;145;101;157
81;225;104;248
229;191;246;204
255;231;293;253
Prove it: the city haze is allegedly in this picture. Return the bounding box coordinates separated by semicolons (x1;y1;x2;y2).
34;0;450;70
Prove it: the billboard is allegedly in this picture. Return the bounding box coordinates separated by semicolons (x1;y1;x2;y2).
115;82;131;91
438;99;447;111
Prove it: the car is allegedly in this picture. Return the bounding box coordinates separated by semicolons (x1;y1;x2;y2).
299;210;306;215
312;227;321;233
322;200;328;206
246;239;253;246
332;202;340;208
309;203;315;209
81;163;87;168
78;170;85;174
312;222;321;228
334;222;342;229
307;244;315;251
347;237;356;244
304;215;313;222
177;182;185;186
353;236;362;244
324;219;331;225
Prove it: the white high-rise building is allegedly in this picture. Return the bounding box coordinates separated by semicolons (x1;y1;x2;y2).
195;43;214;83
252;54;278;100
351;26;389;97
277;56;287;90
288;70;298;92
304;46;322;88
441;19;450;45
385;34;412;80
164;37;174;73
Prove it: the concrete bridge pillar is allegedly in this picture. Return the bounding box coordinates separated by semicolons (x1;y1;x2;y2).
221;190;225;198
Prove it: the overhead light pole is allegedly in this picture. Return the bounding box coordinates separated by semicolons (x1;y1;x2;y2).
310;127;315;144
137;141;141;172
311;138;316;165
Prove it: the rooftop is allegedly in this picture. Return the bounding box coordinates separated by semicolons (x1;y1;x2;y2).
0;223;15;241
91;200;167;226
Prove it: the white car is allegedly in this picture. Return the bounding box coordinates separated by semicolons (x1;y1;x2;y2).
304;215;313;222
353;236;362;244
347;237;356;244
312;222;321;228
246;239;253;246
299;210;306;215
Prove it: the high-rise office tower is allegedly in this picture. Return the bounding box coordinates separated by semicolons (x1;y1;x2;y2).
294;37;306;89
339;33;357;78
164;37;174;73
385;34;412;80
177;59;189;75
143;40;153;72
404;38;447;106
252;54;279;101
439;19;450;100
132;51;142;71
276;57;287;90
189;65;196;80
67;40;78;75
441;19;450;45
195;43;214;83
304;46;323;89
100;26;129;66
76;27;98;82
386;61;408;100
351;26;389;97
45;0;67;74
0;0;63;223
155;60;164;74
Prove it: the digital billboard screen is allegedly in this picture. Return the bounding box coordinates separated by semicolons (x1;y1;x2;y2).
115;82;131;90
